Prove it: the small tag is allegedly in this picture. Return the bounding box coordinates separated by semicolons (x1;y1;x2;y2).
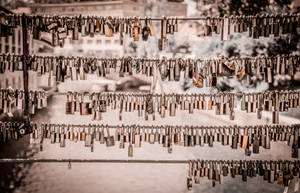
85;134;92;147
47;22;57;30
58;32;67;39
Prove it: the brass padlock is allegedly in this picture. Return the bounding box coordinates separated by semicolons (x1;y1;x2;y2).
66;93;75;114
193;72;203;88
105;126;115;147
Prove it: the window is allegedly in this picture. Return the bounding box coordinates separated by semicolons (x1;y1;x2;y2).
87;50;95;55
105;50;112;56
87;39;93;44
113;5;121;9
18;76;21;89
12;47;15;53
96;40;102;44
97;6;104;10
5;45;9;53
12;34;15;44
18;30;21;45
12;77;15;88
5;37;8;43
114;39;119;44
105;40;111;44
5;78;9;88
88;6;96;11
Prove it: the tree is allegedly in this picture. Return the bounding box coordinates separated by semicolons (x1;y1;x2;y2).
189;0;300;92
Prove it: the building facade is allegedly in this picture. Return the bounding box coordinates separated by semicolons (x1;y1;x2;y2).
30;0;187;57
0;0;187;91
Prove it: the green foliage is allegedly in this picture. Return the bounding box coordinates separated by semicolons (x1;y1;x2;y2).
227;0;269;15
193;0;299;91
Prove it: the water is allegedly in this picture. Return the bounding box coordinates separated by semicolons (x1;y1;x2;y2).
1;95;299;193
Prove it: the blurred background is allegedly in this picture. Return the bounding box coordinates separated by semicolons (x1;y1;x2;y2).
0;0;300;193
1;0;300;94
